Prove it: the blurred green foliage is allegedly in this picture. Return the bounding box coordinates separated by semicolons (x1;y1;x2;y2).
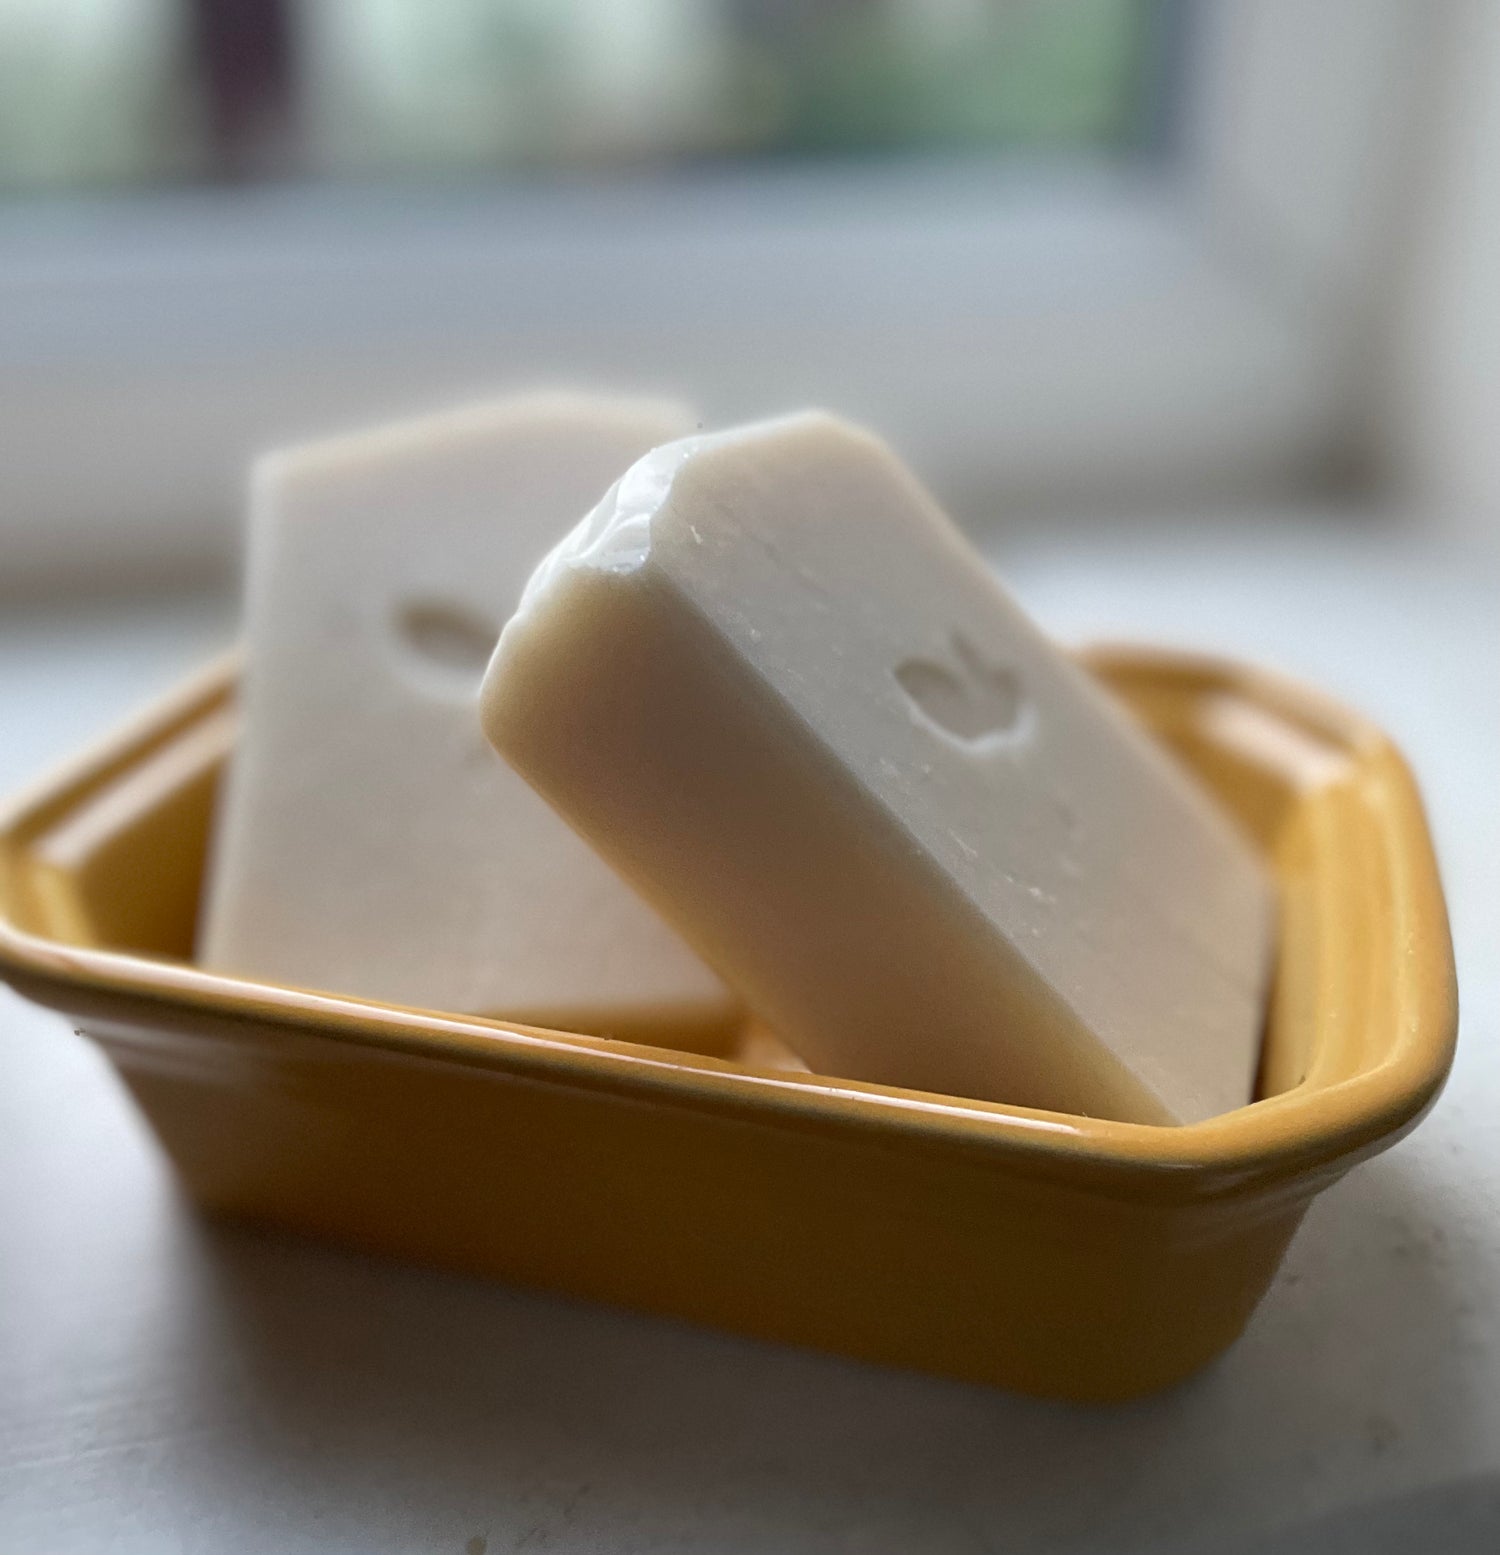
0;0;1163;190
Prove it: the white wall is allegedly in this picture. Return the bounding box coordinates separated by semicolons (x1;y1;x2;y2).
1384;0;1500;538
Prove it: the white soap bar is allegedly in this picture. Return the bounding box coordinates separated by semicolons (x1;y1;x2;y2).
481;413;1274;1123
201;393;739;1048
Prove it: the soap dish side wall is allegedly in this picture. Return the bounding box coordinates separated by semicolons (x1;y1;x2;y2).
0;648;1458;1401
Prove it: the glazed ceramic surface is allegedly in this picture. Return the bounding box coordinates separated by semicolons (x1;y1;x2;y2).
0;647;1457;1399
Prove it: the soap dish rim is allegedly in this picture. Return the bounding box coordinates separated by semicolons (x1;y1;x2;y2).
0;646;1457;1206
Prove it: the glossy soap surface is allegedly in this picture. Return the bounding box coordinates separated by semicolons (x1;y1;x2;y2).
0;647;1457;1400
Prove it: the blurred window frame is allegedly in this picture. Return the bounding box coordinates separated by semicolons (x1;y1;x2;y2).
0;0;1443;589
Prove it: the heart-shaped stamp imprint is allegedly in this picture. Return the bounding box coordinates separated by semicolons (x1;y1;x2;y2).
393;598;501;700
895;632;1030;747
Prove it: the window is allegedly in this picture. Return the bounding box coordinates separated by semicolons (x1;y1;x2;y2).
0;1;1164;187
0;2;1439;587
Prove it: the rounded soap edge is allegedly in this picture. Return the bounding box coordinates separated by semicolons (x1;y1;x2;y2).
480;441;679;747
482;408;906;738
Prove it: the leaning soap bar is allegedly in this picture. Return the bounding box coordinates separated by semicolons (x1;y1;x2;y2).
481;413;1274;1123
201;393;739;1048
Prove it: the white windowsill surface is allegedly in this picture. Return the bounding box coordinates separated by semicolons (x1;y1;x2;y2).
1;514;1496;1553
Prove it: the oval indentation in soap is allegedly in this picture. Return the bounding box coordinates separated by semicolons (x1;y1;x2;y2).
393;599;500;699
895;633;1029;747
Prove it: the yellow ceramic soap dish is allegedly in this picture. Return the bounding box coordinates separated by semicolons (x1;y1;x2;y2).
0;646;1457;1400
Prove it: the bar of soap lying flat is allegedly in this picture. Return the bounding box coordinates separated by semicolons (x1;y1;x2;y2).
201;394;739;1048
481;413;1275;1124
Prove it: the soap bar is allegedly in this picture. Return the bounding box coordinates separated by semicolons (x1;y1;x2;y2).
201;394;739;1049
481;413;1274;1123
